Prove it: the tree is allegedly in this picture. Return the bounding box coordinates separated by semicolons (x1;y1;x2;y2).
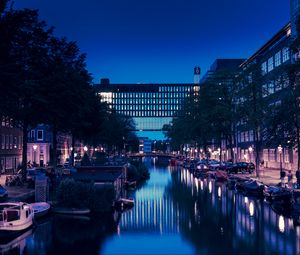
99;108;136;154
165;70;239;160
38;36;102;166
0;5;53;177
237;64;266;177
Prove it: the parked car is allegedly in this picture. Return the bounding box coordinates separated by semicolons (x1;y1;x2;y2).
0;185;8;200
219;162;234;172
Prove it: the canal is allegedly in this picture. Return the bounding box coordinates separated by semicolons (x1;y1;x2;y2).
2;157;300;254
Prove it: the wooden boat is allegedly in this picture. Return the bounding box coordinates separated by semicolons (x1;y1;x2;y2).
51;207;90;215
30;202;51;218
0;202;34;238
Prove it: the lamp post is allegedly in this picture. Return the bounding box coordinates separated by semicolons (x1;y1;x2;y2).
278;145;283;176
248;146;253;163
218;148;221;161
208;148;212;159
33;144;37;165
83;146;88;158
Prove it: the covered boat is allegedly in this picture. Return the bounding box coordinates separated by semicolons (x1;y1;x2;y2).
264;186;292;204
30;202;51;218
51;207;90;215
236;179;265;197
0;203;34;238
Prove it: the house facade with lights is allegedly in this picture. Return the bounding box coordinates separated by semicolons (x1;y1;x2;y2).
0;117;22;173
27;124;52;167
27;124;75;167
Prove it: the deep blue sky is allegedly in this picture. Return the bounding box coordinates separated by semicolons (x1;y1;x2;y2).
14;0;290;84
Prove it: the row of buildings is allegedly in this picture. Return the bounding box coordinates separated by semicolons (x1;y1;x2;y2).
97;0;300;170
1;1;299;172
0;122;76;173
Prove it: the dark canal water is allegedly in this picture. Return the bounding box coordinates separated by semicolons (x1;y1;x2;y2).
2;157;300;255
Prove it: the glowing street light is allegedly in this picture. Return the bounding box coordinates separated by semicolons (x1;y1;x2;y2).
278;145;283;177
249;146;253;163
33;144;38;164
83;146;88;152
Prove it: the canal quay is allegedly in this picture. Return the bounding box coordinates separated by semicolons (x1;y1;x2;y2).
0;157;298;255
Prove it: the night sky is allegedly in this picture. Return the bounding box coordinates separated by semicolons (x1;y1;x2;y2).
14;0;290;84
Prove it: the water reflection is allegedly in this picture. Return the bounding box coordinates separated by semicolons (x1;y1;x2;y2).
2;159;300;255
249;202;254;217
176;167;299;255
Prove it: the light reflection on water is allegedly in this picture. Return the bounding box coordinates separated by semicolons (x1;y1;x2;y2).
2;159;300;255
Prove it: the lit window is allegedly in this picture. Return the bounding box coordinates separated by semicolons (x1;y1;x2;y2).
268;82;275;94
275;51;281;67
268;57;274;71
37;130;43;141
282;48;290;62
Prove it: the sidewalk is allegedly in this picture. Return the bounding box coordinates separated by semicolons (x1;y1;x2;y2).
0;175;35;201
249;167;293;186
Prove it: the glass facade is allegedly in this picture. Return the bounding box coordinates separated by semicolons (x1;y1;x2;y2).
97;83;195;131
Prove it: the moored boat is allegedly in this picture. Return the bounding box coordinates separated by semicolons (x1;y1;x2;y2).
51;207;91;215
214;170;228;182
114;198;134;211
263;186;292;204
30;202;51;218
236;179;265;197
0;202;34;238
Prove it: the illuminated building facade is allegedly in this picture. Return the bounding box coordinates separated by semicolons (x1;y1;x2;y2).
0;117;22;173
96;79;199;140
236;23;293;168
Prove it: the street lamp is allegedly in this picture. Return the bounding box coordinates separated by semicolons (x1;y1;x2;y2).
218;148;221;161
278;145;283;176
248;146;253;163
208;148;212;159
83;146;88;152
33;144;37;165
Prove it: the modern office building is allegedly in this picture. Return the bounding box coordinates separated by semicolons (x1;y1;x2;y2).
236;23;293;169
95;70;200;140
201;59;245;83
291;0;300;36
